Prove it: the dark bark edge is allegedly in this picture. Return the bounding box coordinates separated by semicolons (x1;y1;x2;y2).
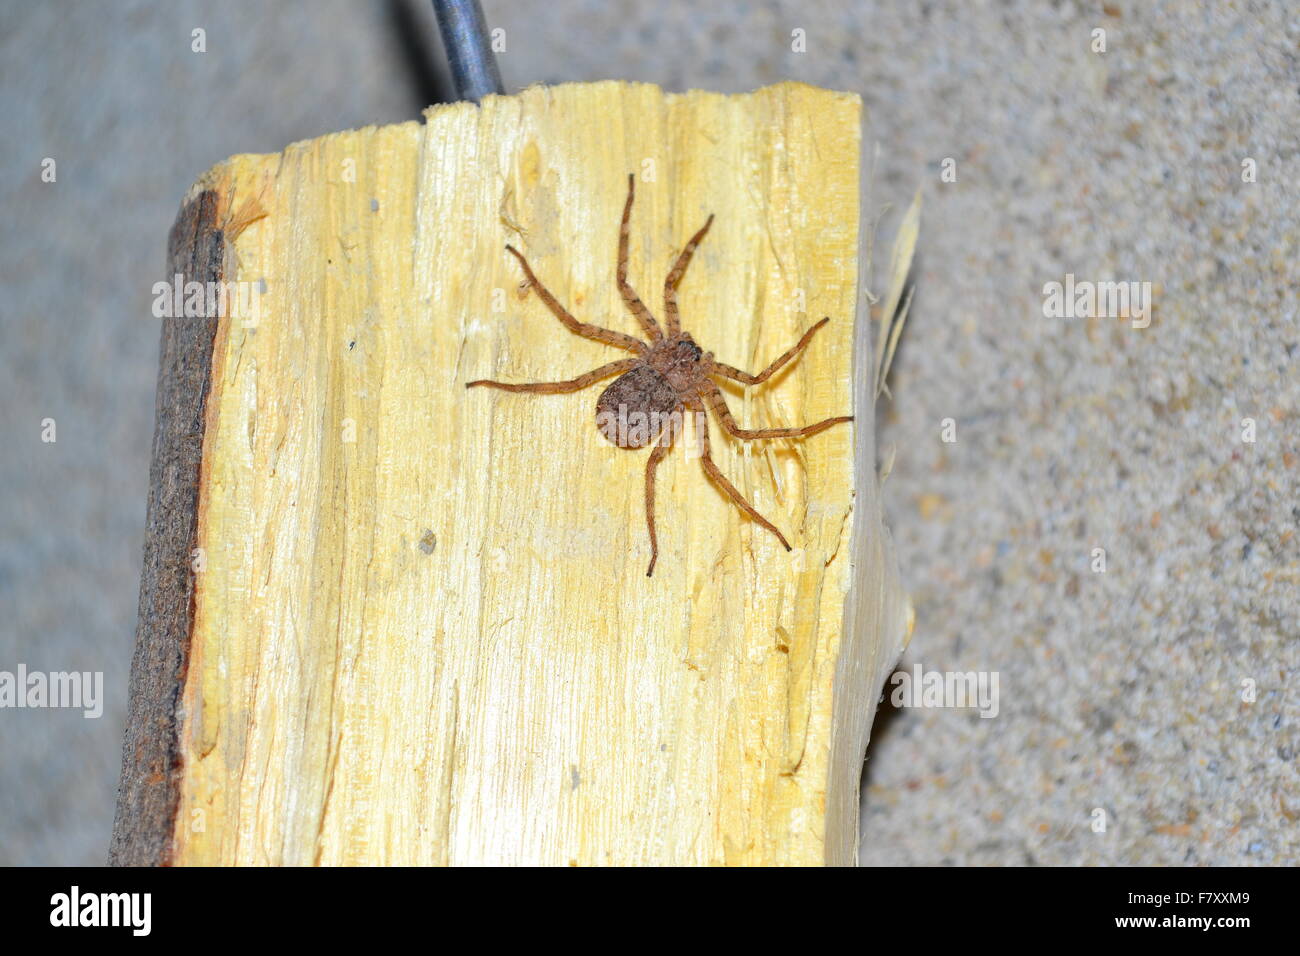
108;190;224;866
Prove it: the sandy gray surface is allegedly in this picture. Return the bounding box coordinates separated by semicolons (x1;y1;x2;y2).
1;0;1295;865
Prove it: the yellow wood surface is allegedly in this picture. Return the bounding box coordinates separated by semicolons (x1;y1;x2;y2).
175;81;888;865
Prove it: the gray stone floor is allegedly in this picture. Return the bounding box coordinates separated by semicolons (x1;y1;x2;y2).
1;0;1295;865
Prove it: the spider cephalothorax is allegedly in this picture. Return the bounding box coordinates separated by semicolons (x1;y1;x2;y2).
468;174;852;576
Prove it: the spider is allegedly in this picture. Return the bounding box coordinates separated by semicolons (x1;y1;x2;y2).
468;174;853;576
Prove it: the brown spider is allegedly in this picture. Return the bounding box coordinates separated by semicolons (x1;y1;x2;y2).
468;174;853;576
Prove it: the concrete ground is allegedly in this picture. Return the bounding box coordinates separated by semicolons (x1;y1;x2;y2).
1;0;1295;865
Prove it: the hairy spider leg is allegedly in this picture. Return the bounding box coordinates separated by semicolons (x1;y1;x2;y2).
504;244;646;354
466;357;639;392
617;174;665;342
688;398;792;552
643;416;680;577
700;378;853;440
710;317;832;385
663;213;714;337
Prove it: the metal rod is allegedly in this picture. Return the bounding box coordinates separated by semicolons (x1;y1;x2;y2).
432;0;505;103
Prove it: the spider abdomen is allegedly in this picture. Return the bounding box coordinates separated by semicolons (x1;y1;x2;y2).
596;366;682;448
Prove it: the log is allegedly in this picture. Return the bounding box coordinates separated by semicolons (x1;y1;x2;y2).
111;81;912;866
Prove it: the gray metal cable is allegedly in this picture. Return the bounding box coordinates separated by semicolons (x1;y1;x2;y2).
431;0;505;103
